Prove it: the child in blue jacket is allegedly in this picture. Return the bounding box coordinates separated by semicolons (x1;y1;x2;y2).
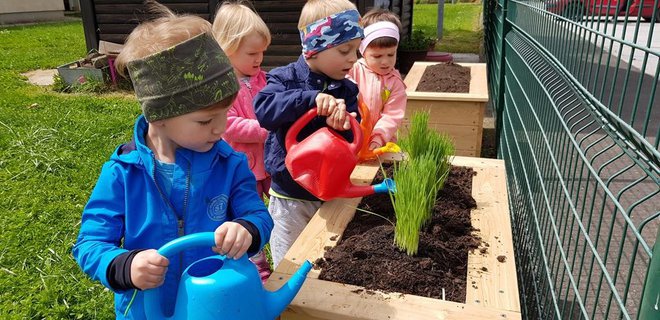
72;3;273;319
254;0;363;268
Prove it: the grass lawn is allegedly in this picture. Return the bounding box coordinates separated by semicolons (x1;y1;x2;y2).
0;21;137;319
413;3;484;54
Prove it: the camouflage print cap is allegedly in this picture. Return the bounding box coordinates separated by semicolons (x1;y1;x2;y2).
127;32;239;122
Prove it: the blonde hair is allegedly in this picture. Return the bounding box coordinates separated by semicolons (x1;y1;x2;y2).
212;1;271;56
114;0;212;77
298;0;357;30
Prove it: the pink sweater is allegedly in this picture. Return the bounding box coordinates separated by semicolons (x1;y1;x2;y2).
348;59;407;148
222;70;269;180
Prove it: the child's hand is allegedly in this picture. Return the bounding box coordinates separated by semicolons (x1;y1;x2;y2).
327;111;357;131
213;222;252;260
369;141;381;151
131;249;169;290
325;99;348;130
316;93;341;116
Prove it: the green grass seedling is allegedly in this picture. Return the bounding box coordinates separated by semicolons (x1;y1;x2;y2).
391;111;455;255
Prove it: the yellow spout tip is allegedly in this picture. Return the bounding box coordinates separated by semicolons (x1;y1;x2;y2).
374;142;401;155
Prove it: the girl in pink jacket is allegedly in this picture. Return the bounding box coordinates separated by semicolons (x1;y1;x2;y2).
349;8;407;150
212;2;272;283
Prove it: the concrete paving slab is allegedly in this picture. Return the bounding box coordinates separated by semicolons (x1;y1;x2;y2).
21;69;57;86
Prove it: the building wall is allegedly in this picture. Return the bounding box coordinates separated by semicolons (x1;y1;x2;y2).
0;0;65;24
80;0;413;68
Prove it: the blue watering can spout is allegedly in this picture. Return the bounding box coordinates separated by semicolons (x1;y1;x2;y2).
265;260;313;319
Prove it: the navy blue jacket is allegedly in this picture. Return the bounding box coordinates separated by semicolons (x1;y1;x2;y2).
254;55;360;201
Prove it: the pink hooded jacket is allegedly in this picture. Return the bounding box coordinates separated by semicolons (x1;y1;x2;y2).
348;58;407;148
222;70;269;180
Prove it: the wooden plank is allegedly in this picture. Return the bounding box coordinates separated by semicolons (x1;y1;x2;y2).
81;0;99;51
254;1;305;12
455;149;478;157
267;44;302;56
402;62;424;91
407;91;489;102
454;157;521;313
469;63;489;96
263;55;299;68
276;164;381;277
96;13;209;24
98;24;137;34
399;122;480;151
209;0;219;21
94;0;205;3
94;3;208;14
405;100;483;126
264;22;299;33
267;275;522;320
271;33;301;45
260;11;301;23
99;34;129;44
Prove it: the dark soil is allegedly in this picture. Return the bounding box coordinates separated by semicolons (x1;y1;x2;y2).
316;166;481;303
416;62;471;93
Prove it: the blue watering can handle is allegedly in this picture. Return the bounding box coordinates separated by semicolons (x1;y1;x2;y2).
157;232;216;258
144;232;217;320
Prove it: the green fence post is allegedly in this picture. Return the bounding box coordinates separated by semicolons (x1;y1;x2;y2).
639;227;660;320
495;0;509;156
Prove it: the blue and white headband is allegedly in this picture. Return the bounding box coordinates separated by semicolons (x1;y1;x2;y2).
299;9;363;58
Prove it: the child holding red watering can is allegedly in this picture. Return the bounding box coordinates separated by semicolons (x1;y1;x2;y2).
72;2;273;318
349;8;407;152
254;0;363;268
212;1;273;285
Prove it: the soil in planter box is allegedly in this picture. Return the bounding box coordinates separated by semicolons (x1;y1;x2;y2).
316;166;481;303
416;62;471;93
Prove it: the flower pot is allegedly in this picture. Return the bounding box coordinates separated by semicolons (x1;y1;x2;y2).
266;157;520;320
403;62;489;157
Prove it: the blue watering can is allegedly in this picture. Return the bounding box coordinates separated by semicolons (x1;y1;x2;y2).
143;232;312;320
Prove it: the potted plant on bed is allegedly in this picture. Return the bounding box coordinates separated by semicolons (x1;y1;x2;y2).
397;29;436;75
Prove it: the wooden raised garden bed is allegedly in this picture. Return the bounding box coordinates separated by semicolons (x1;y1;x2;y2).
403;62;489;157
265;156;520;320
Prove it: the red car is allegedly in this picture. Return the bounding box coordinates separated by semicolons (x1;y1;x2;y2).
545;0;660;22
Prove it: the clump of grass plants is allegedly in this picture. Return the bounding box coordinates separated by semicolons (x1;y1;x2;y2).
391;111;454;255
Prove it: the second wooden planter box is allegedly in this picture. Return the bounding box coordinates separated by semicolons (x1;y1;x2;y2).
403;62;489;157
266;156;520;320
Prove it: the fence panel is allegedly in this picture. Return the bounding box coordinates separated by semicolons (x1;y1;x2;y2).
484;0;660;318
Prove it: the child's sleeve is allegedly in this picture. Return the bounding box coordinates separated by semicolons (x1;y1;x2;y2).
224;103;269;144
371;78;407;147
72;161;129;291
254;74;319;130
228;157;274;252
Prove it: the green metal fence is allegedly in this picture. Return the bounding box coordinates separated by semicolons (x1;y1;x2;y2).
483;0;660;318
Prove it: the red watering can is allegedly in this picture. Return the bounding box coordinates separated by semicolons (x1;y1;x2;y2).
285;108;395;201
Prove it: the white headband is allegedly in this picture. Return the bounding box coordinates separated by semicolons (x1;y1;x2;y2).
359;21;400;54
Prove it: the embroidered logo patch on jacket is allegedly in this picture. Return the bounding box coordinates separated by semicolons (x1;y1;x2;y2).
208;194;228;221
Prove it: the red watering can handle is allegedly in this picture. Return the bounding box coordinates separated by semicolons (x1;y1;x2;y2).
285;108;362;154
